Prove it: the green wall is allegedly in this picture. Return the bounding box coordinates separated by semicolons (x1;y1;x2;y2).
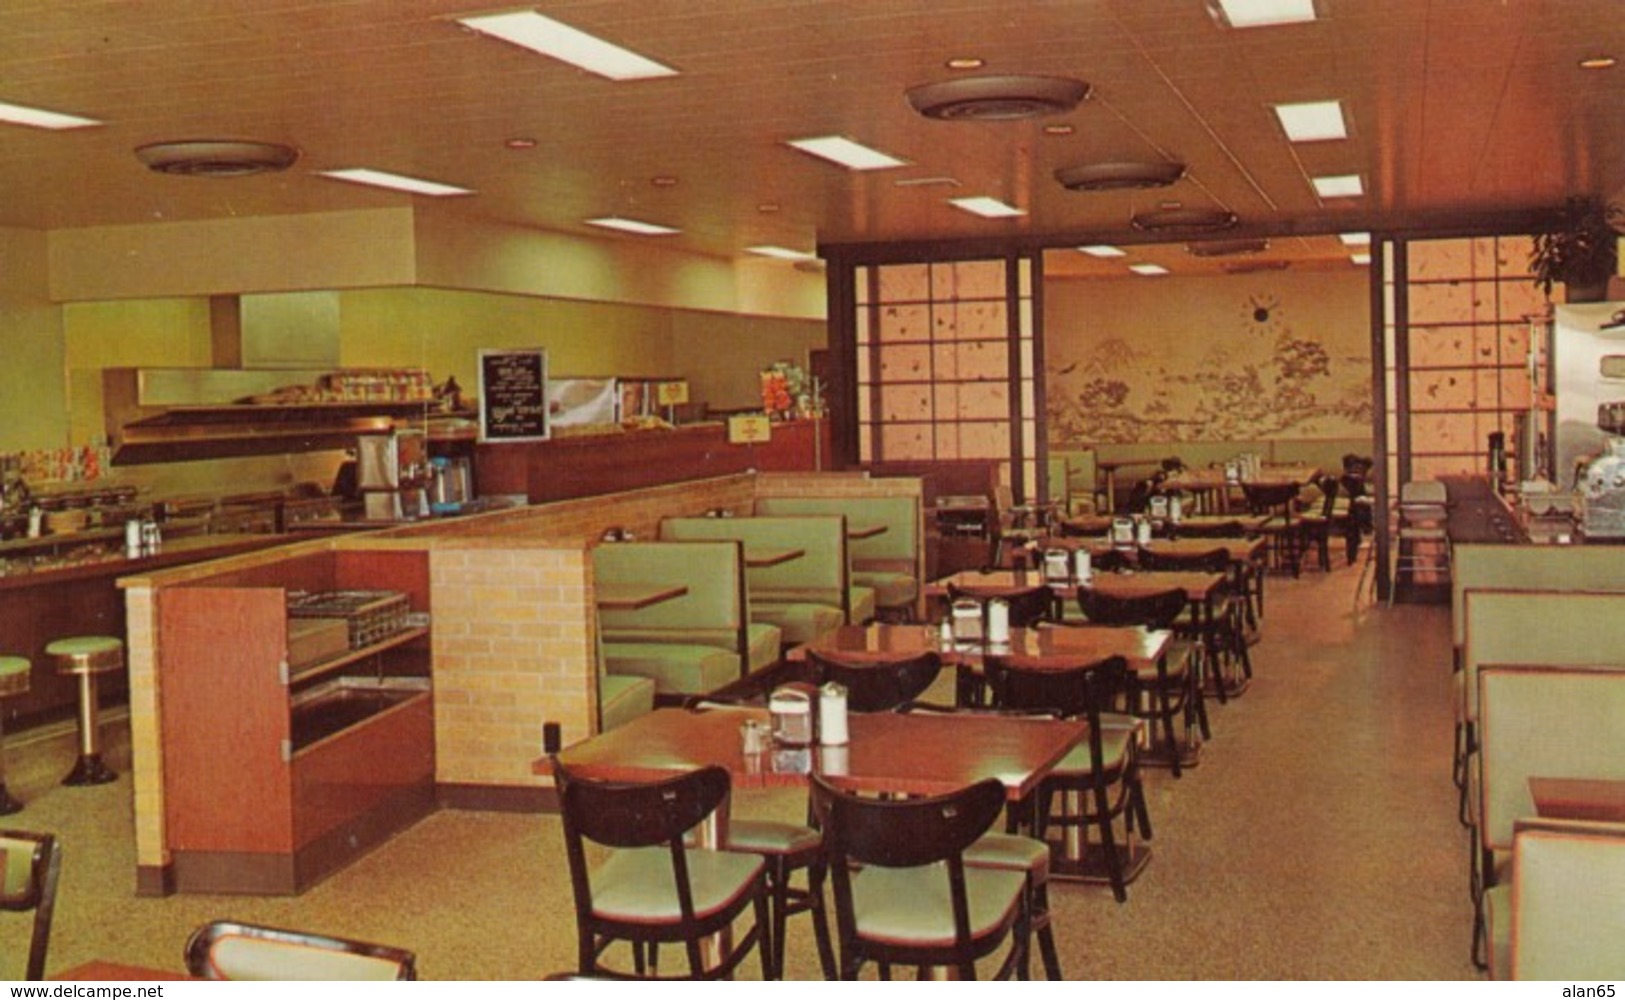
0;228;66;451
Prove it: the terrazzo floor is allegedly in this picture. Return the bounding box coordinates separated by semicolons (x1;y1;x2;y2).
2;561;1478;980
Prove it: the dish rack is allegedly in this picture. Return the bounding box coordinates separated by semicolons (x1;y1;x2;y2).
286;589;410;648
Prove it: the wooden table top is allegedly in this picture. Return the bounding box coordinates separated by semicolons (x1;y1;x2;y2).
793;622;1171;672
1026;535;1265;563
594;582;689;611
847;523;888;539
53;961;195;980
543;706;1087;802
745;546;805;567
1529;777;1625;823
929;568;1224;603
1057;513;1271;537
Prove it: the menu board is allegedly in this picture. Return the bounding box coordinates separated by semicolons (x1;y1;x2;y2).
477;348;550;442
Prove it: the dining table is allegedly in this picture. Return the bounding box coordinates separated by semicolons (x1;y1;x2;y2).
1528;777;1625;823
593;582;689;611
52;961;196;980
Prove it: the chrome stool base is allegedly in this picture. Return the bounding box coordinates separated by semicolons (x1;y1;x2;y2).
62;753;117;787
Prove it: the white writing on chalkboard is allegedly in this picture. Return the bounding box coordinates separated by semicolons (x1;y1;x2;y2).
478;348;551;442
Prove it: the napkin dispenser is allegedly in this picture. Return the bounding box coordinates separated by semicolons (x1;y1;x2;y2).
950;597;984;642
769;685;815;746
1149;495;1169;519
1042;548;1072;582
1110;517;1136;547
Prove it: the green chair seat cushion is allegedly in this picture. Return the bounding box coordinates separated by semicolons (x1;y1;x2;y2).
853;570;919;610
599;673;655;732
750;602;844;647
590;846;765;922
963;833;1049;879
601;642;740;696
726;819;822;857
202;935;404;981
1049;723;1136;777
746;623;782;673
850;862;1025;947
1136;640;1193;685
849;585;877;624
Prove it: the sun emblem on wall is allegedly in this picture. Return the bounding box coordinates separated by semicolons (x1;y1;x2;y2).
1240;292;1284;336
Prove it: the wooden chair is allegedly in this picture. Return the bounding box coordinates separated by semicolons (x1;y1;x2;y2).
183;920;417;980
811;774;1029;980
983;654;1149;902
554;760;774;980
1;830;61;981
1240;481;1303;577
1295;475;1341;571
1135;546;1252;697
1074;586;1209;752
805;648;942;713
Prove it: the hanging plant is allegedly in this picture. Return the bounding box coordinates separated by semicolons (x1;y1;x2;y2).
1529;196;1619;298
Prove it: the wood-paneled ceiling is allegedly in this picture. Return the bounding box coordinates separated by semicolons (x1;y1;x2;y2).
2;0;1623;279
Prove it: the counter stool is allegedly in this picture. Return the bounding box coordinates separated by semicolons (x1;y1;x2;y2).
47;636;122;786
0;655;30;813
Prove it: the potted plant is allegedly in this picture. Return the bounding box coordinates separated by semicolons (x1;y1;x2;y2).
1530;196;1619;302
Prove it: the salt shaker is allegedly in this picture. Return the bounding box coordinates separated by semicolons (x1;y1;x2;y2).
987;597;1011;643
819;682;849;746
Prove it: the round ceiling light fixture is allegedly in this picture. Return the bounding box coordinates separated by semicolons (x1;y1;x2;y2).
1130;207;1239;235
134;140;300;178
1056;160;1186;192
905;74;1090;121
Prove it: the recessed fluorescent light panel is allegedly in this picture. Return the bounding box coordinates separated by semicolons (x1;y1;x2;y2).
1351;253;1372;265
1273;100;1346;142
787;136;908;171
1213;0;1317;28
1130;264;1170;276
456;11;676;81
1312;174;1364;198
317;168;472;197
950;196;1025;219
1079;245;1127;258
1339;232;1372;246
586;216;680;236
746;245;818;262
0;100;100;130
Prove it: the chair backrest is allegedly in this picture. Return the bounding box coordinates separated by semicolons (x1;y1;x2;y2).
812;772;1003;871
946;582;1053;628
806;649;942;713
1136;546;1228;574
1240;481;1298;515
0;830;61;981
1399;479;1448;506
984;653;1130;721
1075;586;1187;629
1314;474;1340;516
1476;665;1625;854
183;920;416;980
1510;818;1625;980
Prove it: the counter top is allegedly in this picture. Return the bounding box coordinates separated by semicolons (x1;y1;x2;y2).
0;532;288;593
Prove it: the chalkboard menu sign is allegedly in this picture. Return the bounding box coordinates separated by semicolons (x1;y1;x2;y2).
477;348;550;442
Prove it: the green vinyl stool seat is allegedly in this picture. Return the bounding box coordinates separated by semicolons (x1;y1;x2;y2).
45;636;122;786
0;657;30;814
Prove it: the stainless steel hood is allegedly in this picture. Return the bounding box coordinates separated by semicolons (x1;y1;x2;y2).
102;291;425;465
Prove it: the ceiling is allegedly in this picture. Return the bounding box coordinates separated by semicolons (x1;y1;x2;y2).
3;0;1624;282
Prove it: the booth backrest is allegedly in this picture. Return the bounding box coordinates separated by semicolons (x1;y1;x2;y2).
1047;449;1098;509
1461;589;1625;723
659;515;849;614
593;540;747;650
1510;817;1625;980
753;496;918;565
1478;665;1625;854
1452;544;1625;651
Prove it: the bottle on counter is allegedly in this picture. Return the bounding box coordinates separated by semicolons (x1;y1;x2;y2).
125;519;143;559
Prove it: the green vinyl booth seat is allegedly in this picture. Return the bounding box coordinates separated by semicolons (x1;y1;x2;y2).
595;540;781;680
600;642;740;698
660;515;857;646
755;495;922;616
